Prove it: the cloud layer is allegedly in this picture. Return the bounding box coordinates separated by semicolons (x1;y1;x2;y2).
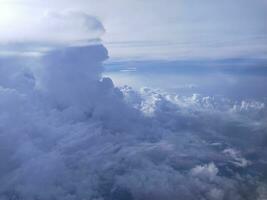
0;42;267;199
0;2;266;199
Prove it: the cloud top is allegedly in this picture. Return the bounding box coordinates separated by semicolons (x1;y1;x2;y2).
0;8;104;56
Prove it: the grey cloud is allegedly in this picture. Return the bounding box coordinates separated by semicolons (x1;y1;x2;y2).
0;43;266;199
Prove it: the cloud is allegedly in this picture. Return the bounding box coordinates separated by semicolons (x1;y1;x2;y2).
0;9;104;56
0;42;266;199
1;0;267;60
190;163;219;181
37;45;108;106
0;2;266;199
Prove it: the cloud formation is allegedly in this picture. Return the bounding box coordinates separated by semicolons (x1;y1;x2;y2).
0;41;267;199
0;2;266;200
0;9;104;56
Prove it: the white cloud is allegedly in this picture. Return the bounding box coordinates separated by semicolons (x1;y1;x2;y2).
0;6;104;55
190;163;219;181
223;148;250;168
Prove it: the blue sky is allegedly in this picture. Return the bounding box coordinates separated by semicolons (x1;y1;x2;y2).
0;0;267;62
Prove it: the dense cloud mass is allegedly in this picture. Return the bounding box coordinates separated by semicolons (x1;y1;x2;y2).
0;16;267;200
0;43;266;200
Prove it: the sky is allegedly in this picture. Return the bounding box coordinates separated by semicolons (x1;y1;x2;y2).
0;0;267;61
